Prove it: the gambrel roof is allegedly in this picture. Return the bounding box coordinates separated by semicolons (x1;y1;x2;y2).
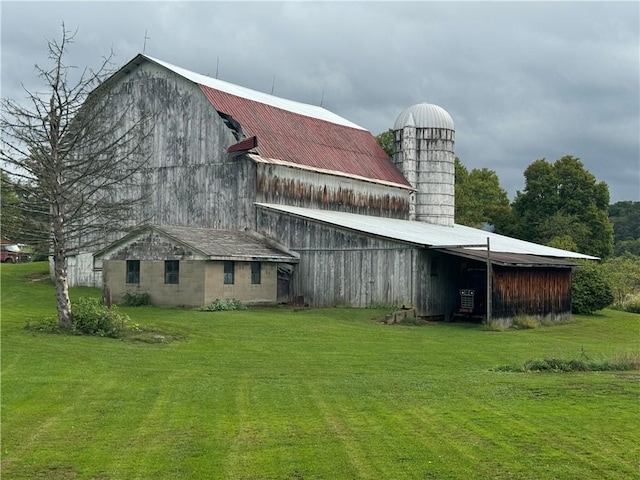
115;54;411;189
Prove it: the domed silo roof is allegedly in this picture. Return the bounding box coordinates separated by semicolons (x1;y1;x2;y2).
393;103;454;130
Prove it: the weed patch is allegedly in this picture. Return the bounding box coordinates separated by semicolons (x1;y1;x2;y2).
199;298;247;311
494;352;640;373
121;291;151;306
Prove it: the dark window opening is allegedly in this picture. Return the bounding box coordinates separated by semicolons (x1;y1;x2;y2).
431;259;439;277
165;260;179;284
126;260;140;284
251;261;261;284
224;261;234;285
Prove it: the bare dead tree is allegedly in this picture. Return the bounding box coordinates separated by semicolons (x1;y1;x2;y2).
1;25;153;329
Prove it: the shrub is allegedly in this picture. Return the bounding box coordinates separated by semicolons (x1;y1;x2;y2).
623;297;640;314
199;298;247;312
571;261;613;314
71;297;129;337
121;291;151;306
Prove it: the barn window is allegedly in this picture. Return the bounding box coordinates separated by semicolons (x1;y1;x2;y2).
224;261;234;285
165;260;179;284
251;261;261;284
126;260;140;284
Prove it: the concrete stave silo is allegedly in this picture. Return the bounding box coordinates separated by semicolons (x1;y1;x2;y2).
393;103;455;226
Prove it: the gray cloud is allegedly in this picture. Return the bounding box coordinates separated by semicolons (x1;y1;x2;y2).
2;1;638;202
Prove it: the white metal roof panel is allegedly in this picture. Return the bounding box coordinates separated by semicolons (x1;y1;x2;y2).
143;55;365;130
256;203;598;260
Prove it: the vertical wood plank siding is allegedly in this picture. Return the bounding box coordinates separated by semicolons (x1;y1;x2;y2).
492;267;572;318
256;208;453;317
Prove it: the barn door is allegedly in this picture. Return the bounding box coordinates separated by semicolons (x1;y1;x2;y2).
277;264;293;304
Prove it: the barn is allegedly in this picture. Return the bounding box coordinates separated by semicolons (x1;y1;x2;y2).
68;54;596;322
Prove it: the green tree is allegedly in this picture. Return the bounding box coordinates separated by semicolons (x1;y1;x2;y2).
375;128;394;157
614;239;640;257
511;156;613;258
454;158;513;231
571;260;614;314
1;171;51;258
608;201;640;242
0;170;22;241
601;253;640;308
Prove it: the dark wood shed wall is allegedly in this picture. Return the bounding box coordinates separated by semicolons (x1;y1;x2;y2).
492;267;572;319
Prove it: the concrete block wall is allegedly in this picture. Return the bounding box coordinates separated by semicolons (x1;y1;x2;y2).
104;260;205;307
203;261;277;305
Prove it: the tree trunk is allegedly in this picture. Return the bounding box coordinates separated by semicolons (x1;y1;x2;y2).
52;207;72;329
53;249;72;329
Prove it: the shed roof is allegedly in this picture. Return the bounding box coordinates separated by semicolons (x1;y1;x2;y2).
436;248;579;268
94;225;299;262
136;55;410;189
256;203;598;260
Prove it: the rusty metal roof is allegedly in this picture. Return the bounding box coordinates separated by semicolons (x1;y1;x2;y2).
435;247;580;268
200;85;410;187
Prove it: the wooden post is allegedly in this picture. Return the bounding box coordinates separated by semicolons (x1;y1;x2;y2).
486;237;492;324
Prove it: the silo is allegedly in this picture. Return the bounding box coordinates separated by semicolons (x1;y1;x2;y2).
393;103;455;226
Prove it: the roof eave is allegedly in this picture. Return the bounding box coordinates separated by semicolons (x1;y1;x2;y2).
249;154;415;191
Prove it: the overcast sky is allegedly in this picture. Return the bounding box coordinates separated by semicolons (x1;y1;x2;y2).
2;1;638;203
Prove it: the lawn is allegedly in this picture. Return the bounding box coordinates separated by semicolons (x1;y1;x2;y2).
1;262;639;479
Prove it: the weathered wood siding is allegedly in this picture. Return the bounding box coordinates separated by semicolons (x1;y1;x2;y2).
492;267;572;319
256;208;414;307
115;61;255;230
256;207;454;316
68;61;256;286
255;163;410;218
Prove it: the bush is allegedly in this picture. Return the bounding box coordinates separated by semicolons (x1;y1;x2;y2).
623;296;640;314
199;298;247;312
571;261;613;314
71;297;129;337
121;291;151;306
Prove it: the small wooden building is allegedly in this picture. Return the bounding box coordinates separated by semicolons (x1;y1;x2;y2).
94;225;298;307
438;248;577;323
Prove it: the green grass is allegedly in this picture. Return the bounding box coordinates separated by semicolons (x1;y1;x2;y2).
2;262;639;479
